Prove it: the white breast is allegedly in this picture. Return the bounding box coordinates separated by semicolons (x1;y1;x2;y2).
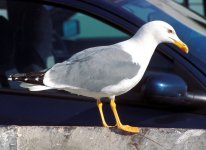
101;66;146;96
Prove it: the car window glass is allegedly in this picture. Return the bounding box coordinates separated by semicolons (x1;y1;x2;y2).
50;7;130;62
0;1;130;90
63;12;129;40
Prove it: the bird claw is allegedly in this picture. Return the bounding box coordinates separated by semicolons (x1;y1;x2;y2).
117;124;140;133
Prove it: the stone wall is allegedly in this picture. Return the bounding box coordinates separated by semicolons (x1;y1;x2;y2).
0;126;205;150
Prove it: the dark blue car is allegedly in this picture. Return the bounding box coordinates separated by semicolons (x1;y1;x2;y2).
0;0;206;128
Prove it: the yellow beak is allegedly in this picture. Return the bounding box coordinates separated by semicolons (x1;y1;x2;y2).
173;39;189;54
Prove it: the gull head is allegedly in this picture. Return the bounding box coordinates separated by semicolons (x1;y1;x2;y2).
136;20;189;53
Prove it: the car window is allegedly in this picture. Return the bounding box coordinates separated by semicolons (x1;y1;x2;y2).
49;6;129;62
0;1;129;89
63;12;129;40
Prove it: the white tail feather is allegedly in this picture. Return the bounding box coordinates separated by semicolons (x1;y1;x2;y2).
20;83;54;91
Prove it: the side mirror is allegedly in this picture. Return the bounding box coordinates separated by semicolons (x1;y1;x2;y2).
141;72;206;107
63;19;80;38
119;72;206;107
141;73;188;105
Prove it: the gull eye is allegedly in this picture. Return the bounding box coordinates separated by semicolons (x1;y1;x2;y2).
168;29;173;34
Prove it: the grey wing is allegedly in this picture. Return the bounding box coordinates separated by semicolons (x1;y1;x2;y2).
67;45;106;63
43;45;140;92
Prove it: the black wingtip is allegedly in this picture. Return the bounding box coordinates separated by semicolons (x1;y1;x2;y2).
8;72;45;85
8;73;26;81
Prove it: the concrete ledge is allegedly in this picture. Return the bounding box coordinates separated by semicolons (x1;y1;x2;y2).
0;126;206;150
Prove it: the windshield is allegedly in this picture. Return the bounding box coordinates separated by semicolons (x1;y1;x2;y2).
109;0;206;71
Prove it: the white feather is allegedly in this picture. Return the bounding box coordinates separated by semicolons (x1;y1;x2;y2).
20;83;53;91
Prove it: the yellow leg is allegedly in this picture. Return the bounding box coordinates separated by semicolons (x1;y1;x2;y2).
97;100;110;128
110;98;140;133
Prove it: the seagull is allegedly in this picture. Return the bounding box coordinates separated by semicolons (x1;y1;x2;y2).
8;21;188;133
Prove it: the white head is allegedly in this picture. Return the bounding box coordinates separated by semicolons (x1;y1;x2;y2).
134;21;188;53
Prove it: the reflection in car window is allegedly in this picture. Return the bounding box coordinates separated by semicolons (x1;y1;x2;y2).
0;0;129;90
49;6;130;61
63;12;129;40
